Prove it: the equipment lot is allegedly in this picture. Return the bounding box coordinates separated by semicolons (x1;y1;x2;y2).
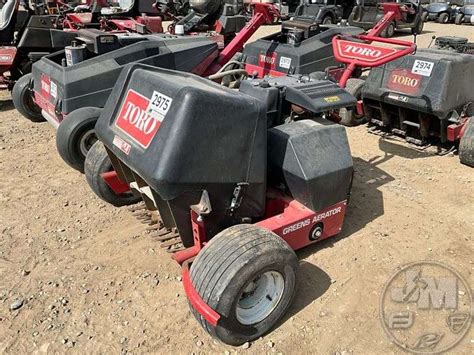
0;22;473;353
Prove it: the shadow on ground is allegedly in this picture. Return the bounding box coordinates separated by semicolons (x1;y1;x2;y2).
0;99;14;112
274;156;394;324
377;136;444;161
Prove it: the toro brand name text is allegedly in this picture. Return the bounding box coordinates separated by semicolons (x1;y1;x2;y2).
122;101;158;135
343;44;382;58
391;74;419;87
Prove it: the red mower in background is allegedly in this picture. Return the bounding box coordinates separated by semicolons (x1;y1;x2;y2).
0;0;163;90
80;8;417;345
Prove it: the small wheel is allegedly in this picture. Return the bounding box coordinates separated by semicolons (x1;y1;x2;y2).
411;19;424;35
322;16;333;25
56;107;102;173
84;141;141;207
339;78;366;127
459;117;474;167
381;22;395;38
12;73;44;122
189;224;299;346
455;13;464;25
421;11;428;22
438;13;449;24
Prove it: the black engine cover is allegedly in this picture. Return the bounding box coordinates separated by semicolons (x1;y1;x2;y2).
267;119;353;211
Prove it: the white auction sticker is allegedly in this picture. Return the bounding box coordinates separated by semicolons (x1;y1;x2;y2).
279;56;292;69
147;90;173;118
50;81;58;99
411;60;434;77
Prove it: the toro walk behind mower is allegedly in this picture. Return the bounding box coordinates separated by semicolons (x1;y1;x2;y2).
358;36;474;167
82;13;416;344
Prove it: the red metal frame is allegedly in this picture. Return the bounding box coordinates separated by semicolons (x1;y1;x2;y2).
333;33;416;88
182;265;220;326
205;3;278;75
100;171;130;194
181;193;348;326
447;117;470;142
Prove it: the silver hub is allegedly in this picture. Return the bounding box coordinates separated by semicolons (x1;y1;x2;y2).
79;129;97;157
236;271;285;325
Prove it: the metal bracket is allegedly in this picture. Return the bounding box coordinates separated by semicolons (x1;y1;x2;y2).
190;190;212;217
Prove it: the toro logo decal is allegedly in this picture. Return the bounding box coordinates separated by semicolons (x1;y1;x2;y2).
387;69;422;95
115;89;171;149
336;40;398;63
258;52;277;70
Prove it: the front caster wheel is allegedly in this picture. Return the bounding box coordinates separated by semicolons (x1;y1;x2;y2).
189;224;299;346
84;141;141;207
56;107;102;172
12;73;44;122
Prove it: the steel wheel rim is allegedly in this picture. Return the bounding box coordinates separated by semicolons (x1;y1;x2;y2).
236;271;285;325
79;129;97;157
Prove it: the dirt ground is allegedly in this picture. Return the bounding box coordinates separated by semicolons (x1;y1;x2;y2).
0;22;473;354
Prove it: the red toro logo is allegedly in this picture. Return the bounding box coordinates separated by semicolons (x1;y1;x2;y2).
258;52;277;70
387;69;422;95
336;40;398;63
115;90;163;148
40;74;51;99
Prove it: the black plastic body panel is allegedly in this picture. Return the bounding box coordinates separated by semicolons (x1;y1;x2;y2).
32;35;218;115
267;119;353;212
362;49;474;118
97;65;267;246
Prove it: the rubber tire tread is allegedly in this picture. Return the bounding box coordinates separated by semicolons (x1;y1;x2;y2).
56;107;101;173
189;224;299;345
84;141;140;207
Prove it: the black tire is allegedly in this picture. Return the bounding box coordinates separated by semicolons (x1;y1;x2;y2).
56;107;102;173
322;15;333;25
421;11;428;22
459;117;474;167
189;224;299;346
84;141;141;207
12;73;44;122
339;78;366;127
381;22;395;38
455;13;464;25
411;18;424;35
438;12;449;24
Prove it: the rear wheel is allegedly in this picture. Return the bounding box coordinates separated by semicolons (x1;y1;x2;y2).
381;22;395;38
12;73;44;122
339;78;366;127
189;224;299;346
84;141;140;207
438;12;449;24
459;117;474;167
56;107;102;173
455;13;464;25
322;15;333;25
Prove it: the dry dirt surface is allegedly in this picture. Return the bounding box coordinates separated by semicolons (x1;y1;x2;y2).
0;22;473;354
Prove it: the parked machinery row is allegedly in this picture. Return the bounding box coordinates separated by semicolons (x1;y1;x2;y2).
7;0;474;347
